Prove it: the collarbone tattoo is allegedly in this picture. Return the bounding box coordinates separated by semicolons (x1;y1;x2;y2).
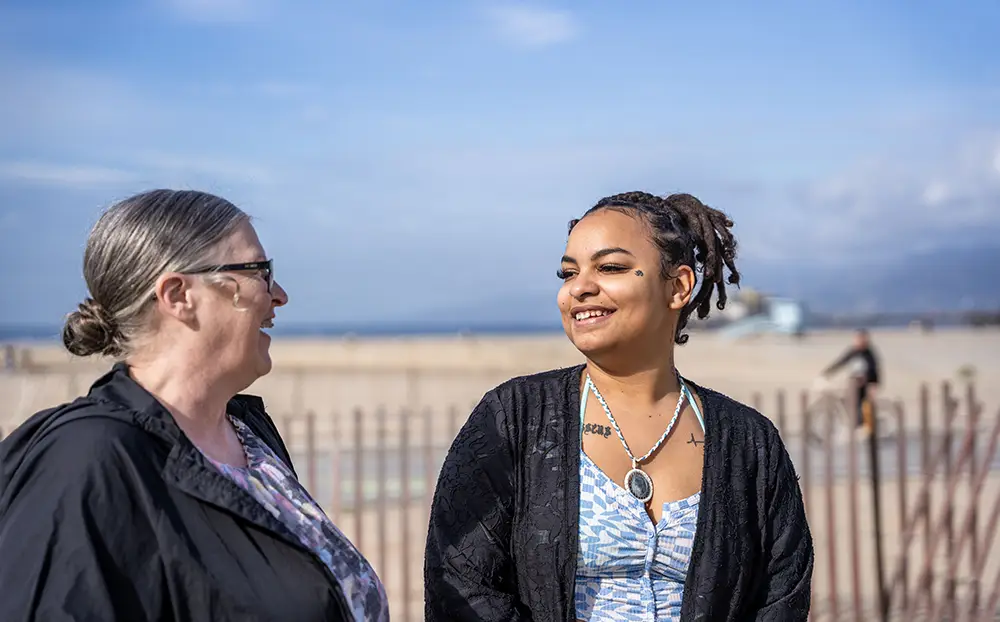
582;422;613;438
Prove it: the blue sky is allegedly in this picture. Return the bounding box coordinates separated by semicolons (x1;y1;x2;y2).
1;0;999;325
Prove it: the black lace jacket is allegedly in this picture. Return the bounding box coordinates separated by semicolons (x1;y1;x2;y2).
424;364;813;621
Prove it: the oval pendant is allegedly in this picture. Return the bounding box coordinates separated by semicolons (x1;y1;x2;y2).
624;468;654;504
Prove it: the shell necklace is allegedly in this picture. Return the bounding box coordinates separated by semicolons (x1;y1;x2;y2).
584;373;687;504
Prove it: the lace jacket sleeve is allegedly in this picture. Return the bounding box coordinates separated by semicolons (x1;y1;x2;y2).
752;430;814;620
423;389;532;621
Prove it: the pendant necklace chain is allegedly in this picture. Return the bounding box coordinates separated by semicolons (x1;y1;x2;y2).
585;372;687;503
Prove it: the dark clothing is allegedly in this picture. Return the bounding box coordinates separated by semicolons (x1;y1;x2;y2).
824;345;880;386
824;345;880;426
0;363;350;622
854;384;873;427
424;364;813;622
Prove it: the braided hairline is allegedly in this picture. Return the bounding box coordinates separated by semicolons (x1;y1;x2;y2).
571;191;741;345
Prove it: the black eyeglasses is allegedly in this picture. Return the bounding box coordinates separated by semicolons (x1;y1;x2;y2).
183;259;274;292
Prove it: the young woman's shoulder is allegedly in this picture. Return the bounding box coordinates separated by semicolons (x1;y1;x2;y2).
485;364;584;402
456;364;584;441
687;381;787;449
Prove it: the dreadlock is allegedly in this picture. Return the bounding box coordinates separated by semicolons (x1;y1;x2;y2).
568;191;740;345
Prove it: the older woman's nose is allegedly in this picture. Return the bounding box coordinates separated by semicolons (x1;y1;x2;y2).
271;281;289;306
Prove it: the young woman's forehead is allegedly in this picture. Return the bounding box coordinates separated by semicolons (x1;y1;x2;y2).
567;210;652;252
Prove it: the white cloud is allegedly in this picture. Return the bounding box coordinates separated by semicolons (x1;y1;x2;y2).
0;152;275;190
922;180;949;206
163;0;268;23
0;161;137;187
768;133;1000;265
485;5;579;49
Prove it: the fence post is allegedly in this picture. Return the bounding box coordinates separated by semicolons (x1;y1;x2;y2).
918;405;1000;621
354;407;365;549
800;392;811;517
895;401;908;612
449;405;461;440
968;381;980;616
405;369;419;411
292;368;305;423
331;412;341;522
306;411;316;493
376;406;387;590
943;381;956;618
67;372;79;401
920;383;934;612
799;390;813;622
424;407;435;509
846;379;862;621
825;394;839;619
400;408;412;622
972;409;1000;619
776;390;786;435
867;394;888;622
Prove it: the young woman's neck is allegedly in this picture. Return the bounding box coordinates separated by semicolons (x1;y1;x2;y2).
585;353;681;407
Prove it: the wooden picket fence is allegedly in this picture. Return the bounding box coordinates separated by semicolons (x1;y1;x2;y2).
2;379;998;621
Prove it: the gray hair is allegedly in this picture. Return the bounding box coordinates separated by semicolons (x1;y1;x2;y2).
62;189;250;358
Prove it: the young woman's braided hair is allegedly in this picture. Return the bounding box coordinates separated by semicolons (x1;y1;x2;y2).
568;191;741;345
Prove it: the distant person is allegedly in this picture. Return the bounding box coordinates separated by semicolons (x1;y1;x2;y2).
2;344;14;371
822;328;881;429
0;190;387;621
424;192;813;620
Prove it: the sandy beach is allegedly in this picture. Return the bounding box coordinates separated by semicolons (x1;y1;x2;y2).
4;327;998;430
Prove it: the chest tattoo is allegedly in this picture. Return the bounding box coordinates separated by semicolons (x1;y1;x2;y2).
582;422;613;438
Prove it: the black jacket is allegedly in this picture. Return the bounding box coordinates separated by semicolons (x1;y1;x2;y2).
0;363;350;622
824;345;880;386
424;365;813;621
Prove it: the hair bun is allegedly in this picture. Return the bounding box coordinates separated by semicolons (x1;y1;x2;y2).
62;298;122;358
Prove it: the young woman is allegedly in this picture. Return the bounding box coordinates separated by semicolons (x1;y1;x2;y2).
424;191;813;621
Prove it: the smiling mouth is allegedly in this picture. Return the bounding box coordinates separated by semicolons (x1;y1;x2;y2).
573;309;615;323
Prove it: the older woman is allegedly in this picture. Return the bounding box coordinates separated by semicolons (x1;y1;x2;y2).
424;191;813;621
0;190;388;622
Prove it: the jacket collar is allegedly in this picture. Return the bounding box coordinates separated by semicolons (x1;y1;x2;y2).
86;363;303;547
88;362;266;443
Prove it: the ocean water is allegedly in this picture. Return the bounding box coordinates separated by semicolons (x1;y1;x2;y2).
0;322;565;343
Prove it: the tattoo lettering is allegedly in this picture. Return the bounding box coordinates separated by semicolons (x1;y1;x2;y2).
634;269;644;277
687;433;704;447
583;423;613;438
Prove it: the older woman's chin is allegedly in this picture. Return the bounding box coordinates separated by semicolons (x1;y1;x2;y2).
232;334;272;382
256;346;274;374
